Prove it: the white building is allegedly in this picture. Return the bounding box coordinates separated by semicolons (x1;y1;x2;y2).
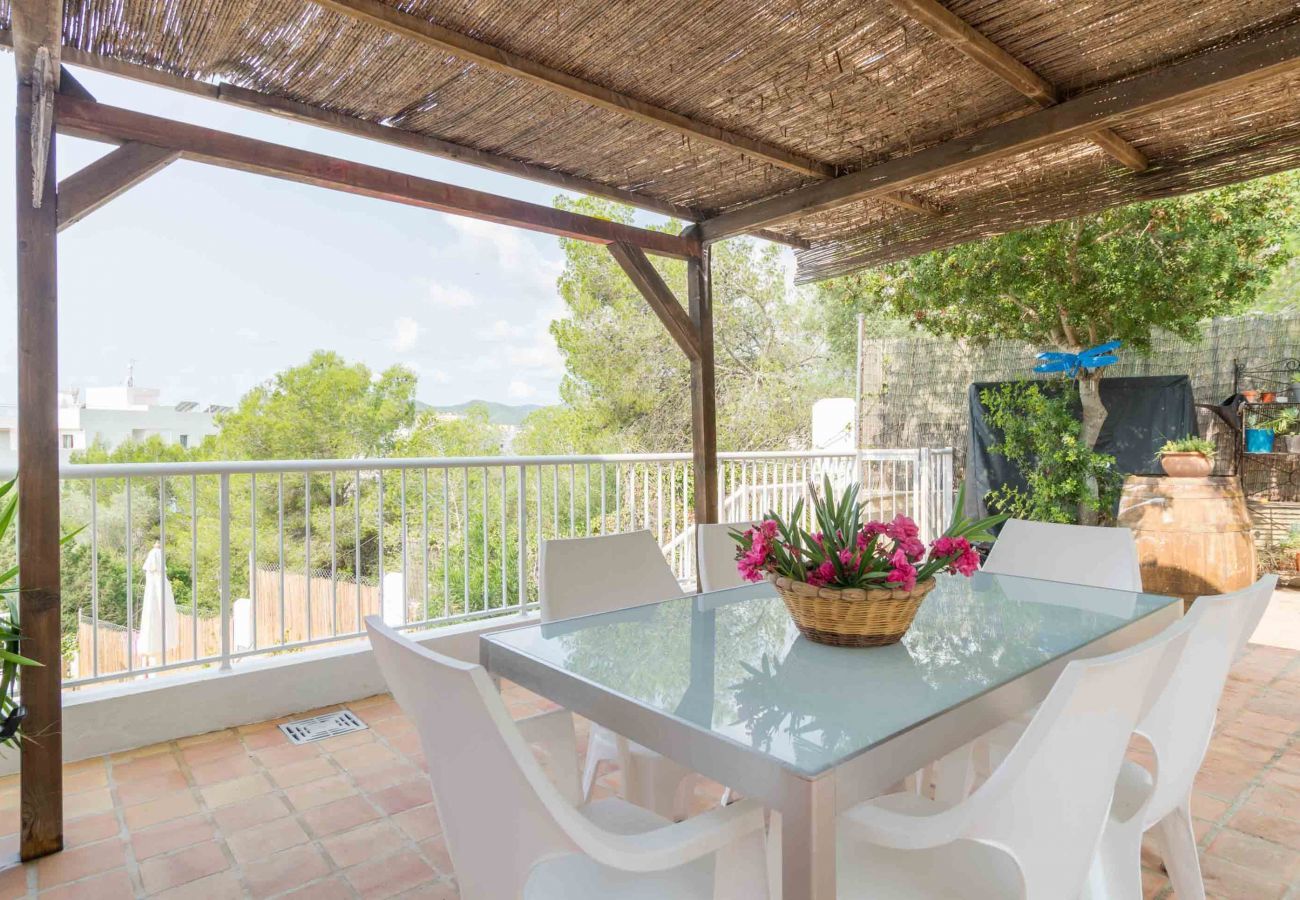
0;384;227;465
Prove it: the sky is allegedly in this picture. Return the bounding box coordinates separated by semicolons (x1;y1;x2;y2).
0;65;680;409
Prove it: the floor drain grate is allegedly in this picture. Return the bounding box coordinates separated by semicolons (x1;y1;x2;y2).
279;709;368;745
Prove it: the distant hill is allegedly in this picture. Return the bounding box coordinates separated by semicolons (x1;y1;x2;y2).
428;400;546;426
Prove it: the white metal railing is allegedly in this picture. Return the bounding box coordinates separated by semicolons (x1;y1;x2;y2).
1;448;953;687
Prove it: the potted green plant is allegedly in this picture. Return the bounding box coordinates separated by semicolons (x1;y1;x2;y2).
1157;437;1216;477
0;478;57;749
1265;408;1300;453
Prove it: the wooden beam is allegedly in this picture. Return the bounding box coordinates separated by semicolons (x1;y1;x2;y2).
700;20;1300;242
9;0;59;80
883;0;1147;171
313;0;833;179
685;228;718;532
55;65;93;102
15;80;62;863
608;242;701;361
57;142;179;231
54;96;700;260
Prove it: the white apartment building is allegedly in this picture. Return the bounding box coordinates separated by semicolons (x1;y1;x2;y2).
0;384;227;465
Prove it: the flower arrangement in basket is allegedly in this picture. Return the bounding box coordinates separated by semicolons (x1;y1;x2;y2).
732;479;1006;647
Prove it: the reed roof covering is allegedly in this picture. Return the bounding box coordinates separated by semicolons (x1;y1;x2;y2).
9;0;1300;281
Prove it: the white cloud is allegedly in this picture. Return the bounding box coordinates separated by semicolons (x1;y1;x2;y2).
507;379;538;400
476;319;526;341
427;283;476;309
390;316;421;351
506;338;564;375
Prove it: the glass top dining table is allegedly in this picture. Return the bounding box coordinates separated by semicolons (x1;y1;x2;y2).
480;572;1181;900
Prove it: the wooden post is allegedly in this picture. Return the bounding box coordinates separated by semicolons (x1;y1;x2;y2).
687;238;718;530
15;79;62;860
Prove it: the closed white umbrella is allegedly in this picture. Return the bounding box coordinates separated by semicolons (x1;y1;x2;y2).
138;542;179;666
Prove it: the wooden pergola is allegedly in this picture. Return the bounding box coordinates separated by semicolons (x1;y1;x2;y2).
7;0;1300;889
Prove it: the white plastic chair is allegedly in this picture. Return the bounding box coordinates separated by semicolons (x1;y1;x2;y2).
696;521;757;593
822;613;1189;900
923;518;1145;801
982;518;1143;591
1086;575;1277;900
365;617;770;900
540;530;699;819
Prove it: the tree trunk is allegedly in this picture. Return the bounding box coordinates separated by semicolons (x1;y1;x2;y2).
1077;370;1108;525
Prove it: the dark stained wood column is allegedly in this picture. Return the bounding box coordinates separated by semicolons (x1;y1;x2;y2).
686;236;718;530
15;77;63;860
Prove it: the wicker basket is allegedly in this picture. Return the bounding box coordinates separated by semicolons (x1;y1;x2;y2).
769;574;936;647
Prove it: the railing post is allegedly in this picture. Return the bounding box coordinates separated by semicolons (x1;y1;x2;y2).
516;464;529;615
219;473;232;671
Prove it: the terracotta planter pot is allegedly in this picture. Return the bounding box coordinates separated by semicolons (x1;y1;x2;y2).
1261;392;1277;403
1160;452;1212;478
768;573;936;647
1242;390;1260;402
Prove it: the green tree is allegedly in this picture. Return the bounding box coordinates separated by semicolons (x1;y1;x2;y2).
518;197;835;454
864;174;1299;519
211;350;418;460
879;175;1298;445
808;269;918;381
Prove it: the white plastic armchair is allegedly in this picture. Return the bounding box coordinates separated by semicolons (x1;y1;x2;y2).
831;618;1188;900
982;518;1143;591
696;522;757;593
366;617;770;900
1086;576;1277;900
539;530;701;818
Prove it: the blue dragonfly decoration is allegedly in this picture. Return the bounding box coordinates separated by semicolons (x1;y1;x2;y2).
1034;340;1121;378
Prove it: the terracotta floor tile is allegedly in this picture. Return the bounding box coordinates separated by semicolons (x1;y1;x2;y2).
116;771;190;807
267;757;336;789
111;754;180;784
130;815;215;861
368;779;432;816
1229;807;1300;850
63;789;113;820
420;835;453;877
252;742;319;770
284;775;357;811
352;761;421;793
344;849;437;900
35;839;127;888
36;867;133;899
316;729;375;752
392;803;441;841
63;811;119;849
238;728;287;752
1200;853;1289;900
63;767;108;795
279;875;356;899
301;795;380;838
198;773;273;808
210;794;291;833
152;870;243;900
320;819;403;868
1206;828;1300;882
330;742;398;771
138;842;228;894
225;816;309;864
0;861;25;900
242;843;330;898
187;755;258;787
122;792;200;830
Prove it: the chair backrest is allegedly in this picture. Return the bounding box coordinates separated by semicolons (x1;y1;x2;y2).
960;618;1188;899
983;519;1143;591
696;521;757;593
539;530;685;623
1232;574;1277;657
1140;576;1276;824
365;617;578;899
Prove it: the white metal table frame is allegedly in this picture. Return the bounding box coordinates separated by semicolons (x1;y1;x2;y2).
481;585;1182;900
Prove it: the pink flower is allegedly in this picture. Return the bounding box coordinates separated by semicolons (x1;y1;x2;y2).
886;515;919;542
810;532;825;548
899;537;927;561
857;521;886;550
886;562;917;591
759;519;779;539
806;560;836;587
838;548;858;569
953;546;980;577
